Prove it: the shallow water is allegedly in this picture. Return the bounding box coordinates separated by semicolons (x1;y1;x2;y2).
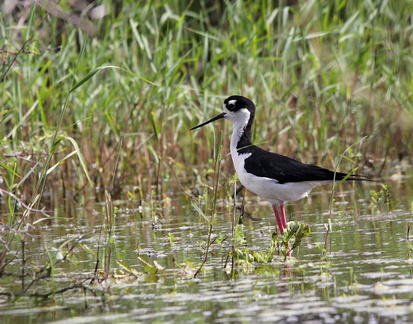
1;175;413;323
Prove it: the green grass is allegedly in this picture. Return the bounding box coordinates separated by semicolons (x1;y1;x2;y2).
2;2;412;195
1;0;413;297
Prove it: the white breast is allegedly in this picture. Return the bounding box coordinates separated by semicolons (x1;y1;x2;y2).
230;148;331;205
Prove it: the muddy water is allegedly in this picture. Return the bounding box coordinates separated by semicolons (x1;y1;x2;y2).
1;175;412;323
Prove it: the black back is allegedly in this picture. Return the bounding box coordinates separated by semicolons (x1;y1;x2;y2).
241;145;355;183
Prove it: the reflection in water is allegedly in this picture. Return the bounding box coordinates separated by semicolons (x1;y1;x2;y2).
1;177;413;323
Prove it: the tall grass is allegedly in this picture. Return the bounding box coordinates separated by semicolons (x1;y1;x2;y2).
2;2;411;196
1;0;413;293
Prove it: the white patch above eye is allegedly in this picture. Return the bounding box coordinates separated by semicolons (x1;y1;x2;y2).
228;99;237;106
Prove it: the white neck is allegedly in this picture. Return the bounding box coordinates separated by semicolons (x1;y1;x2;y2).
224;107;252;156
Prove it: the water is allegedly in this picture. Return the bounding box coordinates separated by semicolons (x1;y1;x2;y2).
1;176;412;323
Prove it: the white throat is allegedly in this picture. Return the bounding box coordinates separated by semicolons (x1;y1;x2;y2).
226;109;251;156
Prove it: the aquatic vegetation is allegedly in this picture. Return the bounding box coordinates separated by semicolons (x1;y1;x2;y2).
369;184;392;214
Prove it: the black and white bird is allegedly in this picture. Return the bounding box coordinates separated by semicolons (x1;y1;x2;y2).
191;95;369;237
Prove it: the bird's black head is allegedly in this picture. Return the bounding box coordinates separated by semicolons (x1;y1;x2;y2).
190;95;256;131
223;95;255;116
222;95;256;130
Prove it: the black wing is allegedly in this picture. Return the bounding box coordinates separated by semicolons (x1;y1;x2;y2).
243;146;360;184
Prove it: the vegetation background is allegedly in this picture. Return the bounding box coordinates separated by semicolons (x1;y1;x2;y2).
1;0;413;299
2;0;412;209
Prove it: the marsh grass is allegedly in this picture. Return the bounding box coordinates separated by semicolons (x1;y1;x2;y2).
1;0;413;298
193;131;224;277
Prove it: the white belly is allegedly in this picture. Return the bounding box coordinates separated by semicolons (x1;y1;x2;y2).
232;152;330;205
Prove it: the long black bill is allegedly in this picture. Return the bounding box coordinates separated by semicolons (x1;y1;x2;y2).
190;112;226;130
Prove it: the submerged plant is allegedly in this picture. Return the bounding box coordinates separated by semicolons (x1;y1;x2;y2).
230;221;311;270
281;221;311;255
369;184;392;214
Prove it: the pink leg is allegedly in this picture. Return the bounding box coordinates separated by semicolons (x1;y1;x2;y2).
272;204;291;257
279;204;287;230
280;205;292;256
272;204;286;234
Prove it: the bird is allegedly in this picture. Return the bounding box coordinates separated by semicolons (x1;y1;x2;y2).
191;95;370;244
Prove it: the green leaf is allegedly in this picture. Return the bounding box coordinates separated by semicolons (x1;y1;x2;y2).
282;221;311;251
59;136;93;187
191;200;211;225
70;66;156;94
0;162;20;178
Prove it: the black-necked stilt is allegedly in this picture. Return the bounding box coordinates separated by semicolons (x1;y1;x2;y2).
191;95;369;238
